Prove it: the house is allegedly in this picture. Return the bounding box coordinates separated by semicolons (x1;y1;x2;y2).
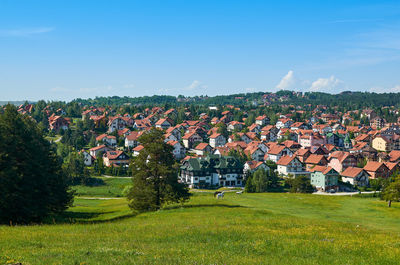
125;131;141;148
103;150;130;167
182;131;203;149
48;115;70;131
108;116;128;133
80;150;95;166
305;154;328;171
194;143;213;156
295;148;311;163
341;167;370;187
276;118;293;129
372;135;400;152
248;123;261;134
166;126;182;141
363;161;389;179
227;121;244;132
389;150;400;163
96;134;117;147
155;118;174;130
244;146;265;162
277;155;305;177
291;122;307;130
384;162;400;176
328;151;357;173
299;133;325;148
310;166;339;191
267;145;293;163
167;140;186;159
255;115;270;126
133;145;144;157
180;155;244;188
89;145;113;158
209;133;227;148
243;161;270;175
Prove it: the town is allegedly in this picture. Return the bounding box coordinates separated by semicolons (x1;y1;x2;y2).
12;91;400;194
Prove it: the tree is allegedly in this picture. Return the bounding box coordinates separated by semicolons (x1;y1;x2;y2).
381;177;400;207
286;175;314;193
245;168;279;193
127;128;191;212
63;152;90;185
0;105;73;223
216;123;229;139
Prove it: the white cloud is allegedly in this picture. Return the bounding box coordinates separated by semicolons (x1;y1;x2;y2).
184;80;207;91
0;27;55;37
309;76;344;92
276;70;297;90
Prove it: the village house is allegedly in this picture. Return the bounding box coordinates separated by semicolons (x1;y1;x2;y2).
255;115;270;126
209;133;227;148
310;166;339;191
182;131;203;149
276;118;293;129
125;131;141;149
244;145;265;161
341;167;370;187
363;161;389;179
103;150;130;167
328;151;357;173
108;116;128;133
305;154;328;171
48;115;70;131
180;155;244;188
96;134;117;147
243;161;270;175
89;145;113;159
267;145;293;163
155;118;174;130
194;143;213;156
276;155;305;177
132;145;144;157
167;140;186;159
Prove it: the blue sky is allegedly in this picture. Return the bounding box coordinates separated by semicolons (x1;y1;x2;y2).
0;0;399;101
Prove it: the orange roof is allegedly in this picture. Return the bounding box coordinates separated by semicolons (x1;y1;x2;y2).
277;155;297;166
341;167;366;178
364;161;386;172
305;154;326;165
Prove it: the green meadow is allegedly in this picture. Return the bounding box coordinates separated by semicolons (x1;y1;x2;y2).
1;180;400;264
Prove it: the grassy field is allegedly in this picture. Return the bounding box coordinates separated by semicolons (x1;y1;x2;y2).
72;177;132;198
1;181;400;264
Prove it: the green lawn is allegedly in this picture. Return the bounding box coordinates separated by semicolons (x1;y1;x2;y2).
1;191;400;264
72;177;132;198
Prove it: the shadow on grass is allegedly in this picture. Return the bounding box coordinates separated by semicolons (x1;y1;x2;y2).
163;203;246;211
39;203;246;225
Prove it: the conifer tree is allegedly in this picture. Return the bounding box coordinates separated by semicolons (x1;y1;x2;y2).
0;105;73;223
127;128;190;212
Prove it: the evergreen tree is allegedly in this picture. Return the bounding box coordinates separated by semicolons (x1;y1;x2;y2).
286;175;314;193
381;176;400;207
127;128;190;212
0;105;73;223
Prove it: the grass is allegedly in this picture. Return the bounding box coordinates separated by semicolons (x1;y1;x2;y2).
72;176;132;198
1;185;400;264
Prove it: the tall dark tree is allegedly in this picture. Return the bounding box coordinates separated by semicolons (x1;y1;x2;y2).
0;105;73;223
286;175;314;193
127;128;190;212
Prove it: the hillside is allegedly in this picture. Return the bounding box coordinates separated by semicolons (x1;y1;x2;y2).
1;183;400;264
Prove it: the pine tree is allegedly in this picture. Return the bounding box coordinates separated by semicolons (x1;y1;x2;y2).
0;105;73;223
127;128;190;212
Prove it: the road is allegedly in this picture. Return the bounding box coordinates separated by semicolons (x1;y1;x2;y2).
313;191;380;196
